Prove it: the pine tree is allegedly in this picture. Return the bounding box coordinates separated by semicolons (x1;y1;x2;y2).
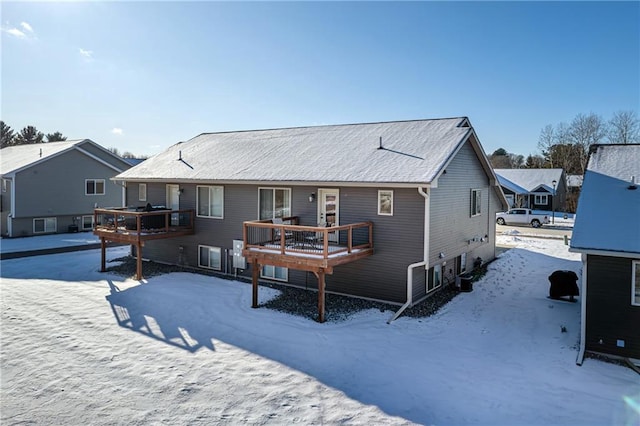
14;125;45;145
1;121;15;148
46;131;67;142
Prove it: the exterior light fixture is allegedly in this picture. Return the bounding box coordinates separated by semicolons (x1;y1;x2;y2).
309;193;316;202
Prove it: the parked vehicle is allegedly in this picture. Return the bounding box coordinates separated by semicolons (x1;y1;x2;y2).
496;208;550;228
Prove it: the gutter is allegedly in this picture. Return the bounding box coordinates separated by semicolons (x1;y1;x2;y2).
388;187;430;323
576;253;588;365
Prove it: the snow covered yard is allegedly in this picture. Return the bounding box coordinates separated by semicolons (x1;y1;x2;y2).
1;239;638;425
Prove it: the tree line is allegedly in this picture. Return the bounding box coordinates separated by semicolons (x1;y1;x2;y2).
489;110;639;175
1;121;67;148
1;121;147;159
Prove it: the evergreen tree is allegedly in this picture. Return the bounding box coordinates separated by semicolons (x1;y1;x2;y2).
14;125;45;145
1;121;15;148
45;131;67;142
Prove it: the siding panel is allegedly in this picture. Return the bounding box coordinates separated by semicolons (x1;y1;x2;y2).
586;255;640;359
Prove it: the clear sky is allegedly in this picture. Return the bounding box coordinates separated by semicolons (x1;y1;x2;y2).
2;1;639;158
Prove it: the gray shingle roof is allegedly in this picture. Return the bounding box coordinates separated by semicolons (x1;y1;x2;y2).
115;118;477;185
571;144;640;255
494;168;564;193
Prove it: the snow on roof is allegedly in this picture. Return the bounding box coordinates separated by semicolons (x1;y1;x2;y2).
566;174;583;188
570;144;640;255
496;174;529;195
1;140;86;175
116;118;477;184
494;168;564;193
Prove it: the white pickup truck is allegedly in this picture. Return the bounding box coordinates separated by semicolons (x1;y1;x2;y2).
496;208;550;228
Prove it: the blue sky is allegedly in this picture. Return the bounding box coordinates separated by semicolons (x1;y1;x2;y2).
2;1;638;158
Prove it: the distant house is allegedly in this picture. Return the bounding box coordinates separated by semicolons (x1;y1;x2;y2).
97;117;508;321
0;140;131;237
570;144;640;363
494;168;567;212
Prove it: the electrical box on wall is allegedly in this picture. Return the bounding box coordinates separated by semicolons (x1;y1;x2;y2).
232;240;246;269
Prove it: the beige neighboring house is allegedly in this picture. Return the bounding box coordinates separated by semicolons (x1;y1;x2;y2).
1;139;131;237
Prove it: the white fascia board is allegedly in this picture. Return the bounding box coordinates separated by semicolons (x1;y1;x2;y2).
110;178;433;189
568;247;640;259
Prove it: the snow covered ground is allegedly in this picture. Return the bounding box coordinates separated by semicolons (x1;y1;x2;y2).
1;236;638;425
0;232;100;254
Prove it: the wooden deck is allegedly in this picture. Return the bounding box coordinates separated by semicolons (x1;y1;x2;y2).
93;207;195;279
242;217;374;322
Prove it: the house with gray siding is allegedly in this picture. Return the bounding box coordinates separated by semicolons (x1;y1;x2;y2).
570;144;640;364
494;168;566;212
108;118;507;319
1;139;131;237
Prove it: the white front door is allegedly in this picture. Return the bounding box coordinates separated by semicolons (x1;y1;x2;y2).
166;184;180;225
318;189;339;242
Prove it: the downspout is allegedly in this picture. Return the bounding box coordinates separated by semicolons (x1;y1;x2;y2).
576;253;588;365
388;187;430;323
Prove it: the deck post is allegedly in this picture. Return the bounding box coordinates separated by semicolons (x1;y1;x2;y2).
252;259;259;308
100;238;106;272
317;270;326;323
135;242;143;280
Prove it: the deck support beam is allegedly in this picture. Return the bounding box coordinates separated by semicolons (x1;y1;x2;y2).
135;242;143;280
100;238;106;272
252;259;260;308
317;270;326;323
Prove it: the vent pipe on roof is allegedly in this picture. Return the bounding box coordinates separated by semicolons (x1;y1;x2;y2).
629;175;637;190
178;150;182;161
39;148;42;158
378;136;383;150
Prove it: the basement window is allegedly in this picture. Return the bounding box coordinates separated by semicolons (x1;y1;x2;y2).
198;245;221;271
34;217;56;233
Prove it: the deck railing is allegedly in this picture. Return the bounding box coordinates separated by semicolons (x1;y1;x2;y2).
243;216;373;258
94;207;195;236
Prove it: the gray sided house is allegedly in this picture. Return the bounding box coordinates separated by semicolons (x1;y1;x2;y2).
109;118;507;316
570;144;640;363
495;168;567;212
0;139;131;237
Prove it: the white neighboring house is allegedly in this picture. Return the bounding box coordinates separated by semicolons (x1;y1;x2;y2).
570;144;640;364
0;140;131;237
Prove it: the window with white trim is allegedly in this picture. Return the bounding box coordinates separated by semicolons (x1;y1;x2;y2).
259;188;291;220
198;245;221;270
34;217;56;233
197;186;224;218
427;264;442;293
378;190;393;216
457;252;467;274
534;194;548;205
139;183;147;202
633;261;640;306
471;189;481;217
82;215;94;230
86;179;105;195
261;265;288;282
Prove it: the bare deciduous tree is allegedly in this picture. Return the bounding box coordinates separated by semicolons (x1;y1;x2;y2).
608;110;640;144
568;113;607;174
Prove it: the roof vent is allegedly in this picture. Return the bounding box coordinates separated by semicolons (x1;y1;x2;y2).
629;175;637;190
378;136;383;150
